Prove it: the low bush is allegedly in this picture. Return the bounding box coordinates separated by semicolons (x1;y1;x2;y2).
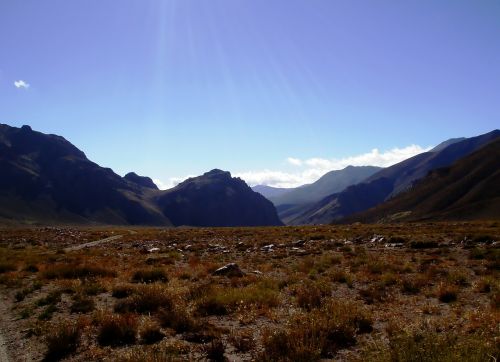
140;320;165;344
437;283;458;303
42;264;116;279
196;281;279;316
44;320;82;361
70;295;95;314
112;284;135;299
157;305;199;333
259;299;372;360
131;268;168;283
114;285;173;314
97;314;138;346
361;327;499;362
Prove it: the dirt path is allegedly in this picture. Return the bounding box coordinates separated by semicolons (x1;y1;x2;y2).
0;326;10;362
64;234;123;252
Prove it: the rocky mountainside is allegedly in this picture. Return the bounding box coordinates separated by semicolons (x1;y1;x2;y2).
289;129;500;225
0;124;282;227
124;172;159;190
157;169;283;227
345;138;500;222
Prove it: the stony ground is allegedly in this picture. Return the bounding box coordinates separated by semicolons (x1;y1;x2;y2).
0;222;498;361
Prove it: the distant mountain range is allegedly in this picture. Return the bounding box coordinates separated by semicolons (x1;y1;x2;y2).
251;185;291;199
253;166;381;223
1;123;498;226
288;130;500;225
0;124;282;226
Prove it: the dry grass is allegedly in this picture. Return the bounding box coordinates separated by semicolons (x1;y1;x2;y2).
0;222;497;361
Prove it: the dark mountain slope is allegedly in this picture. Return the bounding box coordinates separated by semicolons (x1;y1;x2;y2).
290;130;500;224
346;138;500;222
0;124;169;225
156;169;283;227
0;124;284;227
124;172;159;190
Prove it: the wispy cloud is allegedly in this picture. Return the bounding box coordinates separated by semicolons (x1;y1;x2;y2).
286;157;302;166
153;175;196;190
14;80;30;89
236;144;432;188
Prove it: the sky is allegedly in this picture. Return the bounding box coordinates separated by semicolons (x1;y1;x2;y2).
1;1;499;188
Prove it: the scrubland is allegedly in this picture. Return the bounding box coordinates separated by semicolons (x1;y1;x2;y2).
0;222;498;361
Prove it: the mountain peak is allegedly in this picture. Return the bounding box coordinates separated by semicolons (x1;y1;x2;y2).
204;169;231;178
124;172;159;190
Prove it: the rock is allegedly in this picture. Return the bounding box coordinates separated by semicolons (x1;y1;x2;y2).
385;243;404;248
261;244;275;252
213;263;244;277
292;239;306;247
148;247;160;253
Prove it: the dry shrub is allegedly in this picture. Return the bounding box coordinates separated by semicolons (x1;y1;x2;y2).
260;299;372;360
97;314;138;346
112;284;136;298
140;320;165;344
42;263;116;279
157;305;199;333
70;294;95;314
362;326;499;362
196;281;279;316
437;283;458;303
44;320;82;361
132;268;168;283
359;283;388;304
114;284;173;314
294;280;331;310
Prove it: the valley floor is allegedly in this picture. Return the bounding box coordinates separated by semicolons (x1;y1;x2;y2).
0;223;498;361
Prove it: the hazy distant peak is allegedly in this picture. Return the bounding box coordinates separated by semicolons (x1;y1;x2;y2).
430;138;466;153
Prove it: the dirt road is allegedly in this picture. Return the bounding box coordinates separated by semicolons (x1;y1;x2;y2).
64;234;123;252
0;328;10;362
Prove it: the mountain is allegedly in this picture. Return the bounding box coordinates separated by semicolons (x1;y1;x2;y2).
263;166;381;224
269;166;382;207
345;138;500;222
124;172;159;190
0;124;282;227
0;124;169;225
430;137;466;153
252;185;291;199
290;129;500;225
156;169;283;227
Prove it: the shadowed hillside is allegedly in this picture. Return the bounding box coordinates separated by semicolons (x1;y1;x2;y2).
345;138;500;223
289;130;500;225
157;169;283;227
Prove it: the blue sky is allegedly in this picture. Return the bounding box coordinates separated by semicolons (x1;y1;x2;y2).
1;1;499;188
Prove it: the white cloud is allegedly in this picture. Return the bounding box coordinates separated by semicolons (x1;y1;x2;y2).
286;157;302;166
14;80;30;89
236;144;432;188
153;175;196;190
